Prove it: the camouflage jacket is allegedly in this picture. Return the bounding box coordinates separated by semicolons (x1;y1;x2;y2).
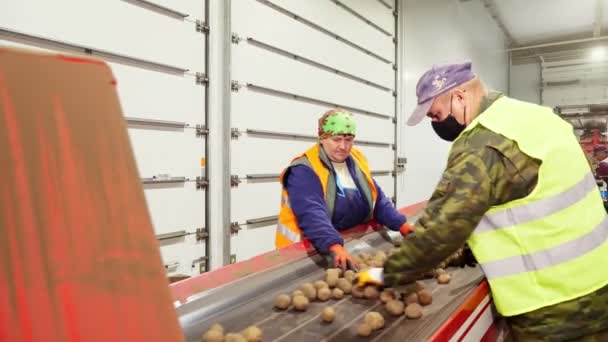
384;91;540;284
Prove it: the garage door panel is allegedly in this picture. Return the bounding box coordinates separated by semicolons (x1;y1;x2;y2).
374;174;395;199
147;0;206;19
111;64;205;124
232;138;393;176
233;45;394;116
144;185;205;235
159;234;206;276
231;182;281;224
1;0;205;72
232;90;394;143
341;0;395;35
231;225;276;263
232;0;394;88
271;0;394;62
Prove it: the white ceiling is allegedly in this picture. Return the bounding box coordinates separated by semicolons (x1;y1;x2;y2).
493;0;607;46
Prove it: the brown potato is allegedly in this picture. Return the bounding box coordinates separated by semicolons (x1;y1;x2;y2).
437;273;451;284
351;285;365;298
379;290;397;303
343;270;356;283
364;286;379;299
301;283;317;300
321;307;335;323
241;326;262;342
293;295;310;311
332;288;344;299
364;311;385;330
274;294;291;310
317;287;331;301
314;280;329;290
292;289;304;297
202;329;224;342
385;300;405;316
209;324;224;334
405;292;419;305
336;278;352;294
405;303;423;319
418;289;433;306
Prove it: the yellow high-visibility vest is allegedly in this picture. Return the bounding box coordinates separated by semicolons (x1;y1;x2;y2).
460;96;608;316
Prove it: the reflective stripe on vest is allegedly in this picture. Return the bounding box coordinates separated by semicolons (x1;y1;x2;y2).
476;173;597;234
276;221;301;243
481;202;608;279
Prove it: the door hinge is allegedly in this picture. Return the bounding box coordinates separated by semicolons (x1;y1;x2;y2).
231;32;242;44
191;256;209;274
230;222;242;234
196;124;209;137
231;128;241;139
196;72;208;86
196;20;209;34
230;175;241;187
231;80;242;92
196;176;208;189
195;227;208;241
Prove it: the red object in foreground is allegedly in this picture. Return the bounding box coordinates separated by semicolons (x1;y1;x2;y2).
0;48;182;342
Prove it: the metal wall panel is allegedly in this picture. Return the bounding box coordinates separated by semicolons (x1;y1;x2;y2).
232;45;394;115
271;0;394;62
542;62;608;106
1;0;208;277
230;0;397;262
231;0;394;88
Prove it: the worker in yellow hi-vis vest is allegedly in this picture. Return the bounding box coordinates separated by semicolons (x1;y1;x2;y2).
358;62;608;340
276;109;414;271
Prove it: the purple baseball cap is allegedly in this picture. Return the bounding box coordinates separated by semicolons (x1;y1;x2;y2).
407;62;476;126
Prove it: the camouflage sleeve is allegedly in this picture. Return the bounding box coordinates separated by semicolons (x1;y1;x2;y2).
383;149;495;286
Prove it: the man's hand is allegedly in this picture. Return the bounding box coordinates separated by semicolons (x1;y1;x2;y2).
399;223;415;237
328;244;359;271
356;267;384;287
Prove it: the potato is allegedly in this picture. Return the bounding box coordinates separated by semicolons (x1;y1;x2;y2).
336;278;352;294
379;290;397;303
343;270;356;283
292;289;304;297
351;285;365;298
300;283;317;300
202;329;224;342
314;280;329;290
317;287;332;301
418;289;433;306
332;288;344;299
321;307;335;323
241;326;262;342
385;300;405;316
274;294;291;310
405;292;419;305
209;324;224;334
405;303;423;319
364;286;379;299
364;311;385;331
437;273;451;284
293;295;310;311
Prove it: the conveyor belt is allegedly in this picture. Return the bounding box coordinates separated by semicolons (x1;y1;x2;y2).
177;232;484;341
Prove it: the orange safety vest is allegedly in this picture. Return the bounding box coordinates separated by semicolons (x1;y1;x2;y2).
275;144;378;249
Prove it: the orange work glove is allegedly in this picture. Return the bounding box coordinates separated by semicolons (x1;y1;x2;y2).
399;223;415;237
328;244;359;271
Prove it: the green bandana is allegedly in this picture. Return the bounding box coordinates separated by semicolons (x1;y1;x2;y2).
317;109;356;140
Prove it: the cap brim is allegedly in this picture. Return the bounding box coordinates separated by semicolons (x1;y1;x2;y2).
406;100;433;126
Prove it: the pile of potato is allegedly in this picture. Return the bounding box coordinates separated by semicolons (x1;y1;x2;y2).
203;247;458;341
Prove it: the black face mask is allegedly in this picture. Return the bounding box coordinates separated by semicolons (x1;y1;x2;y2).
431;94;467;141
